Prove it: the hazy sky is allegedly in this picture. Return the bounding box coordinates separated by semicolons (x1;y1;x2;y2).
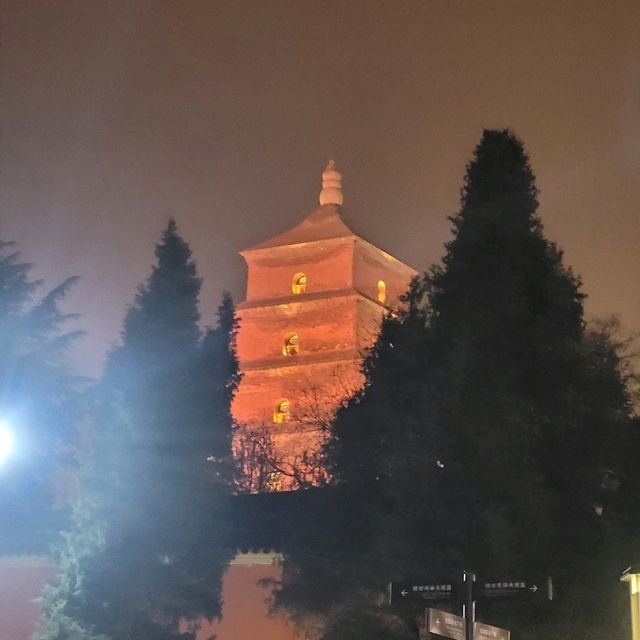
2;0;639;376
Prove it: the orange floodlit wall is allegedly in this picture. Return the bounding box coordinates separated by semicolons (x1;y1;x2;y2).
194;554;303;640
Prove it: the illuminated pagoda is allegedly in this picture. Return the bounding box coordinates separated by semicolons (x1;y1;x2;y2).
232;161;416;490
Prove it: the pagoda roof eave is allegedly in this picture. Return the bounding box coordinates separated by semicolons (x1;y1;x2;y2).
241;204;356;252
240;234;357;256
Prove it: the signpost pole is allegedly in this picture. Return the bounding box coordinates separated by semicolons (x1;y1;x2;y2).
462;571;475;640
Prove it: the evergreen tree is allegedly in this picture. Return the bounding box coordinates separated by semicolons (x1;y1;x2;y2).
421;129;587;574
279;130;635;640
37;221;238;640
413;130;633;638
192;292;241;486
0;240;83;552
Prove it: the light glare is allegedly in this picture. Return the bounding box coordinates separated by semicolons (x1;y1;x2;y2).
0;422;14;465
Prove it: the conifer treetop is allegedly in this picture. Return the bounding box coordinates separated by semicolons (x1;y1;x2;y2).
112;219;202;379
461;129;539;219
431;128;584;343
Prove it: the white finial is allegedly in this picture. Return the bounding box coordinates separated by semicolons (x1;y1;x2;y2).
319;160;343;206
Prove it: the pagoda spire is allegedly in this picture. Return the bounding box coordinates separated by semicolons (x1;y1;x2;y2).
319;160;343;206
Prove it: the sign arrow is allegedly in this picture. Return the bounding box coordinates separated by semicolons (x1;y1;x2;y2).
529;585;538;593
401;589;408;597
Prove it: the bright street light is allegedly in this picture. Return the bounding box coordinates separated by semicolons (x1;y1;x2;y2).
0;421;14;466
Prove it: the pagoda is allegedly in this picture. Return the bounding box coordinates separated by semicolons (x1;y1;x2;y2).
232;161;416;490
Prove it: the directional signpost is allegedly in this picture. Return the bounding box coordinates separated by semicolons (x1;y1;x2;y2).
389;581;456;606
390;571;551;639
422;609;510;640
427;608;466;640
473;621;510;640
476;580;541;599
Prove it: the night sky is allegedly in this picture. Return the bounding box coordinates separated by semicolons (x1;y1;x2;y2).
2;0;639;376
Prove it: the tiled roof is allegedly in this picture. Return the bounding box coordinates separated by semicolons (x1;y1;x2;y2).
242;204;356;252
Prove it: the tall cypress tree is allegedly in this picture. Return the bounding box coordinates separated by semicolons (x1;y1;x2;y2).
421;130;583;572
426;131;631;573
416;131;632;638
36;221;238;640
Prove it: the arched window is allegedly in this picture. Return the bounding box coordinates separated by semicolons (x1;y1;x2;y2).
273;398;291;424
292;272;307;295
283;332;299;356
377;280;387;303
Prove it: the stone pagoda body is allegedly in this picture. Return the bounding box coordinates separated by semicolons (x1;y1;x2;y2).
232;161;416;489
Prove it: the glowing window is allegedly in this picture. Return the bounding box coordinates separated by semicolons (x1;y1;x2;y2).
292;273;307;295
283;332;299;356
273;399;291;424
266;471;282;491
377;280;387;303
